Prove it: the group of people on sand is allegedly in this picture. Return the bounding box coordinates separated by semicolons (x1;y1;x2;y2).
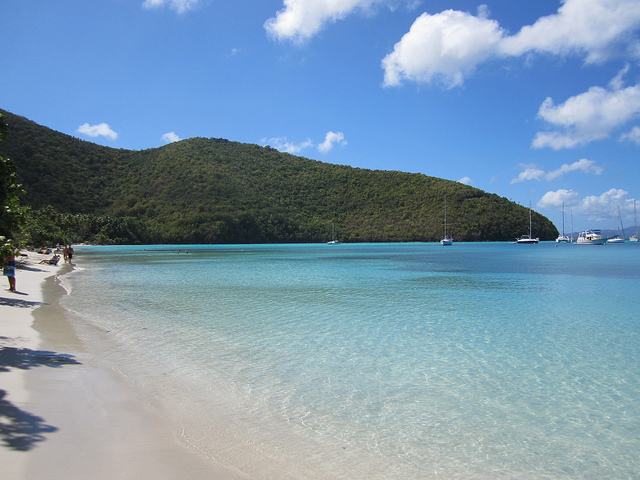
62;244;74;264
3;244;74;292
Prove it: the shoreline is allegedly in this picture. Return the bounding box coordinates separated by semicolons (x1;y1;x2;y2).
0;252;247;480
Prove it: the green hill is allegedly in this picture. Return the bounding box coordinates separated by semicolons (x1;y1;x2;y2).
0;109;558;244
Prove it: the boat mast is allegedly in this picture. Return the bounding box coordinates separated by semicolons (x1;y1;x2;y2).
443;195;447;238
529;202;533;238
618;206;625;238
571;211;574;243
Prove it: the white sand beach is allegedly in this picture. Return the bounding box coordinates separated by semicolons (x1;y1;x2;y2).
0;251;247;480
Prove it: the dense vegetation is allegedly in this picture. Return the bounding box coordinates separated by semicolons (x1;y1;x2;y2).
0;113;29;258
0;109;558;245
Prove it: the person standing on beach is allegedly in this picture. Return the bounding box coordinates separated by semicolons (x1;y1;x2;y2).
66;244;74;264
3;250;17;292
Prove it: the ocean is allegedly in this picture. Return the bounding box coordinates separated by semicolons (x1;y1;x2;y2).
59;242;640;479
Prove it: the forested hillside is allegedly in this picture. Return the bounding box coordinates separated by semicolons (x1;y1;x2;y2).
0;109;558;244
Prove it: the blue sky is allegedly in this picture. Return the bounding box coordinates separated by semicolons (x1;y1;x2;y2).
3;0;640;234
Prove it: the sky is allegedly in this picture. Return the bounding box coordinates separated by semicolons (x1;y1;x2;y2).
2;0;640;235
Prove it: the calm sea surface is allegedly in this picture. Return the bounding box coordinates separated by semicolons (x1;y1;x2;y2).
60;242;640;479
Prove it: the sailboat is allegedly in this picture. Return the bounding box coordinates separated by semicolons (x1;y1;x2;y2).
630;200;639;242
517;202;539;244
607;206;625;244
440;195;453;246
327;223;340;244
556;202;570;243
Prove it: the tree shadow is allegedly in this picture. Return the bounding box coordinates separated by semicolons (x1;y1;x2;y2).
0;389;58;451
0;346;81;373
0;297;42;308
0;346;81;451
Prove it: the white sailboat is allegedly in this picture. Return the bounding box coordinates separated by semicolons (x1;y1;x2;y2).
440;195;453;246
630;200;639;242
327;223;340;244
607;206;625;244
556;202;570;243
517;202;539;244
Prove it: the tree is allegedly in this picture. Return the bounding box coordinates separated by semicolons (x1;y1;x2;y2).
0;113;28;258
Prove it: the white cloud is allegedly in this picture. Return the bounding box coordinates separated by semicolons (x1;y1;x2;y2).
499;0;640;63
537;189;580;208
142;0;199;14
382;9;504;88
318;131;347;153
382;0;640;88
262;136;314;154
265;0;385;43
511;163;546;183
458;176;472;185
511;159;603;184
538;187;634;220
266;1;640;89
262;132;346;154
533;71;640;149
77;123;118;140
619;125;640;144
548;158;603;180
162;132;181;143
579;188;630;219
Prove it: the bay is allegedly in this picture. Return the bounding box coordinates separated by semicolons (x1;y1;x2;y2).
60;242;640;479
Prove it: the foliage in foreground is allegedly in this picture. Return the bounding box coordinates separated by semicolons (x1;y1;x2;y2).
0;113;29;258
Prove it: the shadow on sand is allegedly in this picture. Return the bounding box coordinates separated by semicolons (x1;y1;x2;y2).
0;346;81;451
0;296;43;309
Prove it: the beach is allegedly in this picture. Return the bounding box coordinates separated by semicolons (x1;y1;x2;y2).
0;252;247;480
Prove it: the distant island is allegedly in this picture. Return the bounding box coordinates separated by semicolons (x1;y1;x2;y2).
0;109;558;245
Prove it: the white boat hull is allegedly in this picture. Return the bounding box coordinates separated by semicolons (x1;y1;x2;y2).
577;239;606;245
517;238;539;244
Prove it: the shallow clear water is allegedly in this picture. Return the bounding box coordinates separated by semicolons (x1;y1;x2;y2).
61;242;640;479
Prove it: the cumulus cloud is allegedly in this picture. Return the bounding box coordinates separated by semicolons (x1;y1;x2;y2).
162;132;181;143
458;176;472;185
533;70;640;149
262;136;314;154
266;1;640;89
579;188;632;219
499;0;640;63
537;189;580;208
77;123;118;140
511;164;546;183
538;188;635;220
382;9;504;88
265;0;386;43
142;0;199;14
318;131;347;153
382;0;640;88
511;159;603;184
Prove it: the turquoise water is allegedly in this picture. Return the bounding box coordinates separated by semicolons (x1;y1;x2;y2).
60;243;640;479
